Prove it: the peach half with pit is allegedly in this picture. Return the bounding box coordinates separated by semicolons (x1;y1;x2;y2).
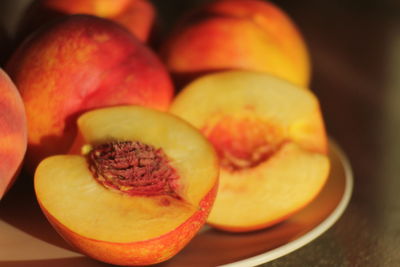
34;105;219;265
0;69;27;199
161;0;310;88
6;14;174;173
170;71;330;232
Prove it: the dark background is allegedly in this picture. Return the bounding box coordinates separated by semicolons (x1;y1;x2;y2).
1;0;400;266
264;1;400;266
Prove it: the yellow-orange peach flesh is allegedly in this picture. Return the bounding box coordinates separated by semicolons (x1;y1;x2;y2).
170;71;330;231
35;106;219;265
203;114;285;171
161;0;310;88
0;69;27;199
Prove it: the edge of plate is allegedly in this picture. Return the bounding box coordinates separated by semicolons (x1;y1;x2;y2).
219;140;354;267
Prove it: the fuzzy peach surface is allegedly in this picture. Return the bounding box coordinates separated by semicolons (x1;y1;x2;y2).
161;0;310;88
41;0;132;17
40;0;155;41
0;69;27;198
6;15;173;172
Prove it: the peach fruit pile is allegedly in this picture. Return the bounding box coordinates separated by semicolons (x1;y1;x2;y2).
0;0;330;265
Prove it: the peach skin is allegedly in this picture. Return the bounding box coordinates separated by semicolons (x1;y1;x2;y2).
6;14;174;174
0;68;27;199
161;0;311;89
17;0;155;43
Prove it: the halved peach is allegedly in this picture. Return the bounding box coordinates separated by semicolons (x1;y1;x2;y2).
34;106;219;265
170;71;330;232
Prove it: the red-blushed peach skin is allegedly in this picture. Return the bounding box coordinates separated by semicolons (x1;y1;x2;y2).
6;15;174;173
42;0;155;42
36;184;217;265
0;69;27;199
110;0;156;42
161;0;310;88
41;0;132;17
17;0;155;43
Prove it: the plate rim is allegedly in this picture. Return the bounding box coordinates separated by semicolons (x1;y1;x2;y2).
0;140;354;266
219;140;354;267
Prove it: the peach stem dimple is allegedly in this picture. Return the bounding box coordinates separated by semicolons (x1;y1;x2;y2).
87;140;180;197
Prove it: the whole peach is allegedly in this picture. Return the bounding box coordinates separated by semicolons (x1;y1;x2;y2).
0;68;27;199
161;0;310;88
6;14;174;174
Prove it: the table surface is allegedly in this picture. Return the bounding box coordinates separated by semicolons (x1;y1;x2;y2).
1;0;400;266
266;1;400;266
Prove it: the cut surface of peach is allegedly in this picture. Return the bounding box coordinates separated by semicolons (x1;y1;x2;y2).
170;71;330;231
34;106;218;264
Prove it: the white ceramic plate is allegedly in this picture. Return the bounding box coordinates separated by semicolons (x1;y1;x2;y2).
0;140;353;267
